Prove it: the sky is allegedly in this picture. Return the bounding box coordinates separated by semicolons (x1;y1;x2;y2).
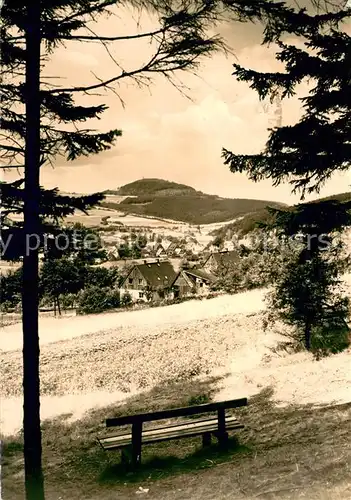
2;1;351;204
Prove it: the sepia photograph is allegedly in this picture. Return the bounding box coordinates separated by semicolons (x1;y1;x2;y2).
0;0;350;499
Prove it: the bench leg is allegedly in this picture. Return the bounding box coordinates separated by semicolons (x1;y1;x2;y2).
132;448;141;468
217;408;229;449
131;422;142;468
202;432;212;447
218;431;229;449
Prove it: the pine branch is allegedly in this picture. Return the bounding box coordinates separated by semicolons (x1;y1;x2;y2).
224;3;351;198
56;27;165;42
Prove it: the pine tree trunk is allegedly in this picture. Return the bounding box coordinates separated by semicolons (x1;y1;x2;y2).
304;321;312;351
57;295;61;316
22;2;45;499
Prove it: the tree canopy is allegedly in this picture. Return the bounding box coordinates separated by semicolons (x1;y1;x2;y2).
222;2;351;353
223;3;350;197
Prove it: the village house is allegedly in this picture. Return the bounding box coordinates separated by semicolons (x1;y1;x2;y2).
120;259;177;302
223;240;236;251
203;250;239;276
171;268;216;298
106;246;120;261
153;243;168;258
140;247;152;258
166;241;184;257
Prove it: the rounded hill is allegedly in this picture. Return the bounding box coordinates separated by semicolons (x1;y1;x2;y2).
102;178;286;225
109;178;197;197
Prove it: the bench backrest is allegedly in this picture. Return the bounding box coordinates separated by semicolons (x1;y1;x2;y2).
106;397;247;427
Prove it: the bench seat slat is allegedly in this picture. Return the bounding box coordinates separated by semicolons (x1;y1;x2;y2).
99;421;244;450
101;415;238;444
98;415;243;450
104;414;238;438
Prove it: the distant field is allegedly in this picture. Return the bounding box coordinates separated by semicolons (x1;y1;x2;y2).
63;206;191;229
104;194;136;204
108;214;187;228
62;207;115;227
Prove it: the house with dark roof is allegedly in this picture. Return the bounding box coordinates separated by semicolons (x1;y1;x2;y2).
106;246;120;261
155;243;167;259
150;243;168;258
120;259;177;302
203;250;239;276
166;241;184;257
171;268;216;298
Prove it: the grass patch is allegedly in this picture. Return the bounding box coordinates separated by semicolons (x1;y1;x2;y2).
187;393;212;407
2;381;351;500
98;436;247;485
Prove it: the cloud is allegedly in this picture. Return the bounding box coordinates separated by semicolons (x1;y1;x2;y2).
63;51;100;67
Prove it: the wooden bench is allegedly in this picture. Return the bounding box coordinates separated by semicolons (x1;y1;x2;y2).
97;397;247;467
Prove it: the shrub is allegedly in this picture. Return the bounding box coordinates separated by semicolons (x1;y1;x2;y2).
77;286;120;314
0;300;15;313
310;316;350;358
121;291;132;307
60;293;77;310
1;268;22;308
39;295;54;309
188;393;211;406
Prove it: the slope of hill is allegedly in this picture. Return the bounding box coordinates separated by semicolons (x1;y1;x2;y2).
2;289;351;500
101;178;286;225
211;191;351;239
310;192;351;204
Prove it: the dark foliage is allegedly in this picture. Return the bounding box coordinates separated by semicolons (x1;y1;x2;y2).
223;4;351;197
222;2;351;353
0;267;23;308
77;285;121;314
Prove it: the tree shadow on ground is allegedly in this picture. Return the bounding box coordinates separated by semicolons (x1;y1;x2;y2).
98;436;250;485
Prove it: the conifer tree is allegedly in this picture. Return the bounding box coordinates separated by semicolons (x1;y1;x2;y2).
222;2;351;352
263;201;351;352
223;4;350;194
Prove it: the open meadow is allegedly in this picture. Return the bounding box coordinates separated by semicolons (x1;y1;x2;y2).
1;288;351;499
